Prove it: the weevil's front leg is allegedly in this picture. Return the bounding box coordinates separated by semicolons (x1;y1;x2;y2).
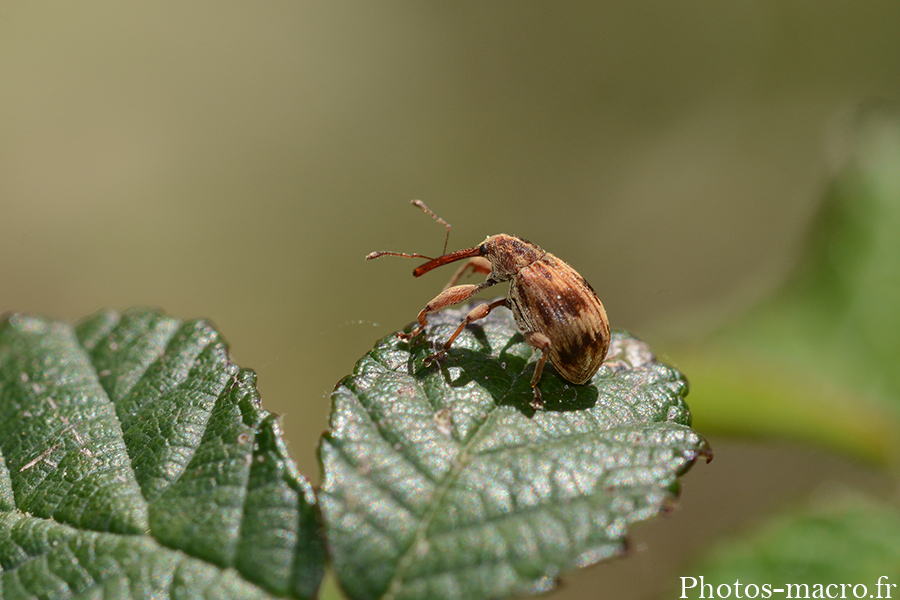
427;297;508;358
443;256;492;290
523;331;552;409
424;297;507;366
397;280;497;341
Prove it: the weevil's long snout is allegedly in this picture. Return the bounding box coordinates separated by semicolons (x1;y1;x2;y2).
413;246;482;277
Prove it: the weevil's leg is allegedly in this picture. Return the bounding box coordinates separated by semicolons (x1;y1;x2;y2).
442;297;507;350
397;281;497;341
443;257;492;291
425;297;507;364
523;331;552;409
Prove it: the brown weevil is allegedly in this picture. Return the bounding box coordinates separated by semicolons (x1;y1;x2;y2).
367;200;610;408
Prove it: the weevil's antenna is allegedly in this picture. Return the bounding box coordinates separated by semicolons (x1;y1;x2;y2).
365;250;434;261
411;199;451;256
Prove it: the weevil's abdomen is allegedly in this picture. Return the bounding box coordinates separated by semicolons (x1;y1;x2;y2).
508;253;609;384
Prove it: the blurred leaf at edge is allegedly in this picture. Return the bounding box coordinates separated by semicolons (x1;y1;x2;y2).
669;490;900;599
680;112;900;466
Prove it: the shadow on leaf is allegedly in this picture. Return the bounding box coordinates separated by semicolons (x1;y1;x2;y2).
409;328;599;414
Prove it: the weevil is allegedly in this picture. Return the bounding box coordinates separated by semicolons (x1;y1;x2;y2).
366;200;610;407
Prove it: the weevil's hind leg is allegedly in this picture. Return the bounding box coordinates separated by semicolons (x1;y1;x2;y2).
443;257;493;290
398;280;497;342
523;331;552;409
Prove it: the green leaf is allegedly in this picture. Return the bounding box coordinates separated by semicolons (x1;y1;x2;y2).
319;302;710;600
680;112;900;465
676;491;900;595
0;309;324;599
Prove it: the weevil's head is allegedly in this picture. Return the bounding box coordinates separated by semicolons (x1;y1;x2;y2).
479;234;544;280
411;233;544;280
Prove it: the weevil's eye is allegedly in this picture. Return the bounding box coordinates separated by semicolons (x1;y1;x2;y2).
479;244;487;256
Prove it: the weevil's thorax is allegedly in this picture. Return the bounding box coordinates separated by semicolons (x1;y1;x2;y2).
481;234;544;281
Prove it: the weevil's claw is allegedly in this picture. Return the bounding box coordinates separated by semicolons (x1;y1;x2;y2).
424;350;447;366
529;387;544;410
397;324;426;341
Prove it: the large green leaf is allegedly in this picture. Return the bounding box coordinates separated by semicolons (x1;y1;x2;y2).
319;303;710;600
0;309;324;599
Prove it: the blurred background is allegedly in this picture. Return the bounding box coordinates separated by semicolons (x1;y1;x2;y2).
2;3;899;598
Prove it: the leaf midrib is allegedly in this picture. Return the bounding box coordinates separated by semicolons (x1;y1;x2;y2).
379;371;507;600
